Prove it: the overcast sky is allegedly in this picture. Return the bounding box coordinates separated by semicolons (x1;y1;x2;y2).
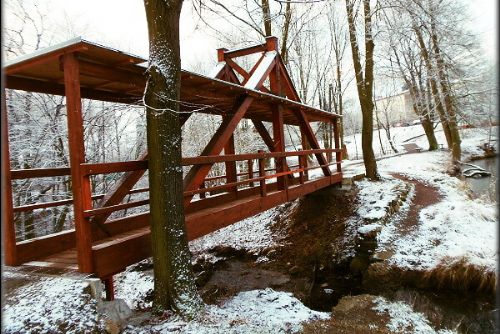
18;0;496;68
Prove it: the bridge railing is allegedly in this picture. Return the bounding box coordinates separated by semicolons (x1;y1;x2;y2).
9;148;342;224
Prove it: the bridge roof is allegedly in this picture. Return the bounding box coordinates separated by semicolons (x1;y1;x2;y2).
4;38;339;125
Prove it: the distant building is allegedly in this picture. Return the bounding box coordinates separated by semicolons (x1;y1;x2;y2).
374;89;416;126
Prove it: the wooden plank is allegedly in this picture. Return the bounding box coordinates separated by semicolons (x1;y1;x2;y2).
333;120;342;173
5;76;141;104
92;227;151;278
4;42;88;75
183;96;254;207
2;89;17;265
91;114;189;226
244;51;276;90
63;53;94;273
77;59;145;87
10;167;71;179
81;160;148;175
272;106;286;190
16;229;76;264
84;199;149;218
13;199;73;212
224;43;267;59
182;148;338;165
224;128;238;195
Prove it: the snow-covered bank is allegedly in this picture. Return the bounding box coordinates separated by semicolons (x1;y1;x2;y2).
341;146;497;281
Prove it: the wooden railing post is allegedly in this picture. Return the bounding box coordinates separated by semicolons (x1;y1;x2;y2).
333;119;342;173
258;150;267;196
2;89;18;265
199;182;206;199
247;159;254;187
299;154;305;184
63;53;93;273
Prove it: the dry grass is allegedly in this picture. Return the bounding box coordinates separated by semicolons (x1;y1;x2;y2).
423;257;497;294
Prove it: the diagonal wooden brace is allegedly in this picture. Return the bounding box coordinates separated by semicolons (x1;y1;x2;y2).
294;109;331;176
183;95;254;207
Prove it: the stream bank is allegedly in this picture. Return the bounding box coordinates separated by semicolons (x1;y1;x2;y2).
186;176;496;333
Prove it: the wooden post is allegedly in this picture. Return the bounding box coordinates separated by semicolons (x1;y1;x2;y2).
247;159;254;187
103;276;115;301
63;53;94;273
2;89;17;265
333;119;342;173
258;150;267;197
300;128;309;181
224;131;238;196
299;154;305;184
199;182;206;199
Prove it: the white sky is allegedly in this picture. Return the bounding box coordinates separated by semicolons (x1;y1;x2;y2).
5;0;497;68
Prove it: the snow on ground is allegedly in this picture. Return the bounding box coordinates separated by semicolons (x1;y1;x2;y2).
341;124;498;273
115;269;154;310
189;201;295;261
372;297;455;334
123;288;329;334
376;152;497;271
2;272;105;334
355;177;406;221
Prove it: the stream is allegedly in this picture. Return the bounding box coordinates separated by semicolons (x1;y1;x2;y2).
465;157;497;201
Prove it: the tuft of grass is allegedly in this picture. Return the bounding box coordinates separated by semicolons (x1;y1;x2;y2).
423;257;496;294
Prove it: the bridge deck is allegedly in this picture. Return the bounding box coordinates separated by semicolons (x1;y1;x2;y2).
21;173;341;278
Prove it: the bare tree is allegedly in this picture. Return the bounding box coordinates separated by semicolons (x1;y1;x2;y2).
345;0;378;179
143;0;203;317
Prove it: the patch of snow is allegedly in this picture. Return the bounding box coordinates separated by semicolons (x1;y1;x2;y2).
123;288;329;334
189;201;295;258
356;177;405;220
373;296;456;334
2;273;105;334
114;269;154;310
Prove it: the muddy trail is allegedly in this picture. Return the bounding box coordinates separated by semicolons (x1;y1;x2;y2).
190;178;497;333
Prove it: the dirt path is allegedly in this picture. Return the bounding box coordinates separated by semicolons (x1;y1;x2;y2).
390;173;442;235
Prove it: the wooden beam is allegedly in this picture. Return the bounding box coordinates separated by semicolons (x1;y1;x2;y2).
183;95;254;207
244;51;277;90
63;53;93;273
224;43;267;59
224;124;238;196
77;59;145;87
295;109;331;176
5;76;141;104
10;167;71;179
4;42;89;75
272;106;287;190
333;120;342;173
2;89;17;265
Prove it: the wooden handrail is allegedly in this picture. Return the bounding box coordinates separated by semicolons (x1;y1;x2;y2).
12;187;149;213
10;151;338;180
10;167;71;179
83;199;149;218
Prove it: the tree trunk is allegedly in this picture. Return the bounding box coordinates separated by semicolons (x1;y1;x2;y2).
143;0;202;317
345;0;378;179
413;24;452;149
261;0;272;37
429;17;461;161
280;1;292;65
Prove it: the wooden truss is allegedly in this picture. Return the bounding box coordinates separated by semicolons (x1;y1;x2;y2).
2;36;342;298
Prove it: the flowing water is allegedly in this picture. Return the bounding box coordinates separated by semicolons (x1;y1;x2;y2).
465;157;498;201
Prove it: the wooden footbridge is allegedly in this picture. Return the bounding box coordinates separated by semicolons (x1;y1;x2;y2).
2;36;342;298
